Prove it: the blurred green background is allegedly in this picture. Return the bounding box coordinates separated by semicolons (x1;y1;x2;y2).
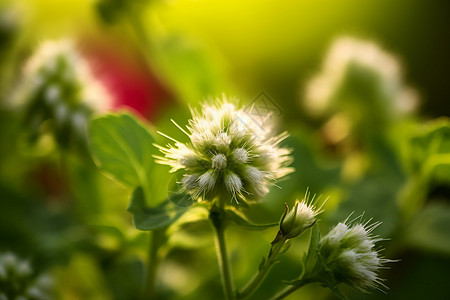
1;0;449;299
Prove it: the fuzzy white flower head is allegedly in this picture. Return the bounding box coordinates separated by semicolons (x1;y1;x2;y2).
304;36;418;117
155;96;293;205
318;217;393;292
16;39;112;113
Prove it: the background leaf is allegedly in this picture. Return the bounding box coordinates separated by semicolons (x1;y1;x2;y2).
410;118;450;184
404;202;450;255
127;187;187;231
302;223;321;277
89;112;155;188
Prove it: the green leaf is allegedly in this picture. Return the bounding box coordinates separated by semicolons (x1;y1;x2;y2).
167;174;194;207
168;192;194;208
258;257;266;271
404;202;450;255
279;240;292;255
225;209;278;230
308;223;320;255
167;219;212;249
89;112;155;188
328;283;350;300
410;118;450;184
302;223;321;277
332;174;400;236
128;187;187;231
400;118;450;218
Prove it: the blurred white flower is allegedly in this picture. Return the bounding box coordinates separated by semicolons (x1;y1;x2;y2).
0;252;53;299
155;95;293;206
304;36;418;117
20;39;112;113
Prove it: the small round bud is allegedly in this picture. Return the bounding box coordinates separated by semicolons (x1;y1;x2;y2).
182;174;199;191
232;148;249;164
242;166;263;183
214;132;231;152
212;153;227;170
179;154;199;170
196;170;216;197
224;171;243;196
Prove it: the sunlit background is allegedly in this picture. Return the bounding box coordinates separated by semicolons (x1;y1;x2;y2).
1;0;449;299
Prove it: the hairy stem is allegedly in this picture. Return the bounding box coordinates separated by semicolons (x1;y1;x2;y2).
144;228;166;298
237;232;287;299
269;278;312;300
210;208;236;300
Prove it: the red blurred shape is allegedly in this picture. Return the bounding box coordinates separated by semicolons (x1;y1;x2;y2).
79;36;172;120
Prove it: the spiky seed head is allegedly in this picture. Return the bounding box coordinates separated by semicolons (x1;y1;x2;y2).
155;96;293;205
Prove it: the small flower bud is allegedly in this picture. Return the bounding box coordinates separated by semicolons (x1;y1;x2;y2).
212;153;227;170
242;166;263;183
224;171;243;196
197;170;216;195
280;199;320;239
182;174;199;191
232;148;249;164
214;132;231;152
315;218;394;293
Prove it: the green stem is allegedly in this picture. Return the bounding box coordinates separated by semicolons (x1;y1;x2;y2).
210;208;236;300
123;4;165;84
125;8;152;50
144;228;166;299
268;278;312;300
238;233;287;299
